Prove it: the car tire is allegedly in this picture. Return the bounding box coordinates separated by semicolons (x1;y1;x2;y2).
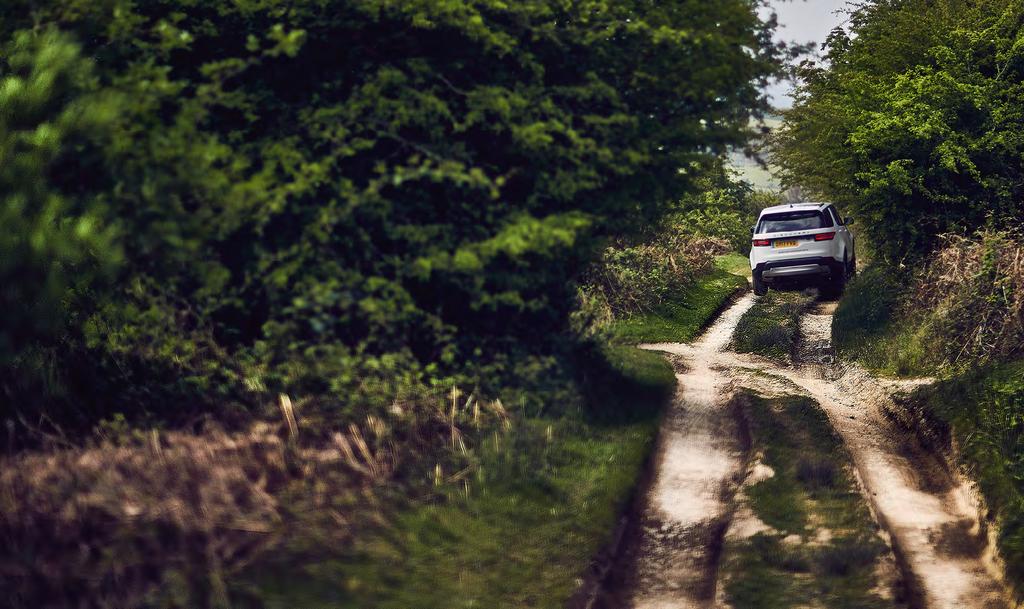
823;256;847;299
753;270;768;296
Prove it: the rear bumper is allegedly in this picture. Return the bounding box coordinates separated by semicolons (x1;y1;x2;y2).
754;256;842;281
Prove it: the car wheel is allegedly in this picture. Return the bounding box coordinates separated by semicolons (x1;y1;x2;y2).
753;270;768;296
824;256;847;299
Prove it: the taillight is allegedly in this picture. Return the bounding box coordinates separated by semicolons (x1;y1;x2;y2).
752;239;771;247
814;232;836;241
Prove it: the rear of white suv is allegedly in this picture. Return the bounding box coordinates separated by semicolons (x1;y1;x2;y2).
749;202;855;296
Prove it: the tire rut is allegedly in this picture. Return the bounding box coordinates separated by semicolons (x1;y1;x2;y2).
788;301;1012;609
602;294;757;609
596;294;1014;609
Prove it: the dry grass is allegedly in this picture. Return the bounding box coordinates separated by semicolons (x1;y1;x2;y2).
585;234;730;318
0;388;507;608
912;229;1024;366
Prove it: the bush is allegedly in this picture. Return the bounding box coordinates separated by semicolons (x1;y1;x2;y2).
914;230;1024;366
0;1;782;434
672;166;778;255
839;230;1024;374
831;265;904;354
773;0;1024;262
0;386;510;608
585;234;729;318
0;29;121;360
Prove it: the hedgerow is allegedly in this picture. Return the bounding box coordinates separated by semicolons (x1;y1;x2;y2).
0;1;782;435
772;0;1024;263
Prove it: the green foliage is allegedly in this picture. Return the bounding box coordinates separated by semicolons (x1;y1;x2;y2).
831;265;905;356
836;231;1024;376
773;0;1024;262
831;263;936;376
581;163;763;328
672;165;773;255
585;233;728;318
0;28;121;360
611;265;748;344
731;290;816;362
0;0;782;431
907;360;1024;589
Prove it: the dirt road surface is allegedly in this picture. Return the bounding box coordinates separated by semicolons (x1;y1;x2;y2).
610;294;1013;609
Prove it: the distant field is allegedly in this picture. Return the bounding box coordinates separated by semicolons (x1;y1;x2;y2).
729;115;782;190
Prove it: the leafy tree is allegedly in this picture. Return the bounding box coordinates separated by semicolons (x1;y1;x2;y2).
0;29;121;361
772;0;1024;262
0;0;782;429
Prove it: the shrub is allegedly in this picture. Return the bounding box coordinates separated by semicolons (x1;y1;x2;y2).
0;388;509;607
585;234;729;318
831;265;904;354
0;1;782;434
913;230;1024;366
0;29;121;360
836;229;1024;374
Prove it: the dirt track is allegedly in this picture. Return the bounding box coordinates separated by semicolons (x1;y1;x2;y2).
609;294;1013;609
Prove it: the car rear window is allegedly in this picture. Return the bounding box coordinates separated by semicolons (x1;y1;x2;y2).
757;210;833;233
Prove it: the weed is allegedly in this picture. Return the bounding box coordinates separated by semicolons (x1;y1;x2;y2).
836;230;1024;376
585;234;730;318
236;408;662;609
832;265;903;350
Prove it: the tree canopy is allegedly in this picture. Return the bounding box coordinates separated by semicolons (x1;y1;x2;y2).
772;0;1024;262
1;1;781;429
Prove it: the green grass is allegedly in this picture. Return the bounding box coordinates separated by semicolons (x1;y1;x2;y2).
905;360;1024;589
731;290;816;362
240;417;659;609
233;341;675;609
715;251;752;278
231;259;756;608
831;265;935;377
612;262;748;344
584;343;676;422
723;393;888;609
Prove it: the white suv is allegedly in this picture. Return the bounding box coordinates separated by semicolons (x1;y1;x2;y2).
749;202;856;296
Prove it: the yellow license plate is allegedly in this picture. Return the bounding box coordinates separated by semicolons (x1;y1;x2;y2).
774;240;798;249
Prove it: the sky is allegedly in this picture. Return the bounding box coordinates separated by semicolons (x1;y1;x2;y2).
763;0;850;109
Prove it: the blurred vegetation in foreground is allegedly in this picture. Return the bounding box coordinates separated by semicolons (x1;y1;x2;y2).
0;1;779;606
